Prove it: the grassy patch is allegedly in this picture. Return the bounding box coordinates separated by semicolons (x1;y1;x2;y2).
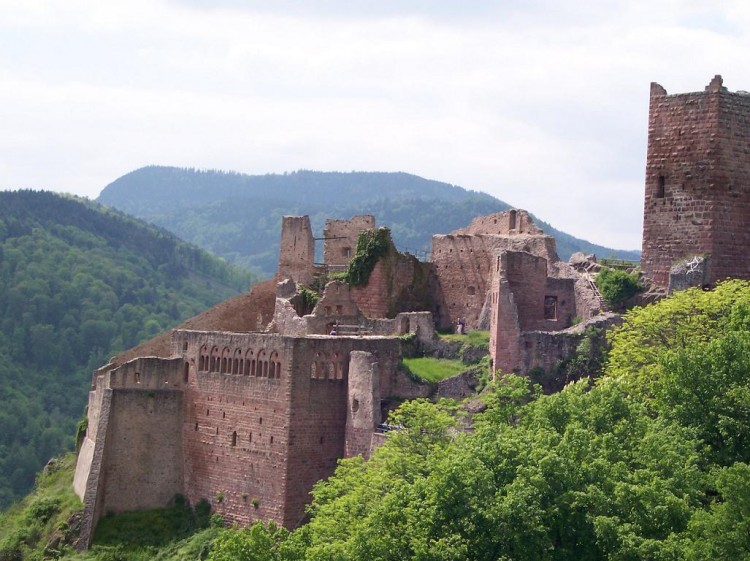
93;500;199;548
402;357;467;383
438;330;490;347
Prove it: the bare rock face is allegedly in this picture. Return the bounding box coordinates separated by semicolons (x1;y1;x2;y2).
568;252;600;273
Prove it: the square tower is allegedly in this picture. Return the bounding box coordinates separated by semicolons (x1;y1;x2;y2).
641;75;750;287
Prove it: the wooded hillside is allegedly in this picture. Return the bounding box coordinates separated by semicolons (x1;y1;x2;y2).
0;191;256;507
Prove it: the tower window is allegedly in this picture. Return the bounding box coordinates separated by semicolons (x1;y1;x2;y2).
656;176;666;198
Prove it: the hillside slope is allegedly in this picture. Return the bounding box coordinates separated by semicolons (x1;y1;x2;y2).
98;167;640;276
0;191;257;507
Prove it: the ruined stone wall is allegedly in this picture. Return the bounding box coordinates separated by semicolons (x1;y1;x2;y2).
178;330;292;528
100;390;184;514
431;233;558;330
345;351;380;459
277;216;315;286
283;335;401;527
520;313;621;390
323;215;375;268
489;276;522;374
74;357;185;548
349;253;433;320
642;76;750;287
488;251;577;374
451;209;543;236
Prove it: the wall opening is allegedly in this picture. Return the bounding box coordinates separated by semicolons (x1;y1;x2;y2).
657;175;666;198
509;209;517;230
184;362;189;383
231;431;237;447
544;296;558;320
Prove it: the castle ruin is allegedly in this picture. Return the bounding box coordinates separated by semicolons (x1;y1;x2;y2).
73;210;607;547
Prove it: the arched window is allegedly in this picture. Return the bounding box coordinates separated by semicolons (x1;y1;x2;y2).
210;346;220;372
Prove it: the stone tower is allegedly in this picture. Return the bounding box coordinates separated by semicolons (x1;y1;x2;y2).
277;216;315;286
641;75;750;288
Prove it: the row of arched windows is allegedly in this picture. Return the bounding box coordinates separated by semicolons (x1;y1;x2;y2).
198;346;282;379
310;351;345;380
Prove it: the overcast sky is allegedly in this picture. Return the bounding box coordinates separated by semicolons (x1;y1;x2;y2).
2;1;749;250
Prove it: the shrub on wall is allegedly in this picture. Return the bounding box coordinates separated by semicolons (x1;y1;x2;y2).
596;267;643;309
345;227;393;287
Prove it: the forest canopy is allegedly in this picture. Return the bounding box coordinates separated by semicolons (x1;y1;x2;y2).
201;281;750;561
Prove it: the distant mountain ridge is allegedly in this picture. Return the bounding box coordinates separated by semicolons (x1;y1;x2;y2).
98;166;640;277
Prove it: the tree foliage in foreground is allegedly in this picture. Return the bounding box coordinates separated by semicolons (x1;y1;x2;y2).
203;281;750;561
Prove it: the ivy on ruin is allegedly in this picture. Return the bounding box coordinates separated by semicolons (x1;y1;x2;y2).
344;227;393;287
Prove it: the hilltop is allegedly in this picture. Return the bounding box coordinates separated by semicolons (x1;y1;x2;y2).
0;190;257;507
97;167;640;276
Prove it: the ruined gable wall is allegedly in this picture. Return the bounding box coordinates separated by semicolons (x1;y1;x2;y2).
277;216;315;286
431;234;557;330
451;209;544;236
642;76;750;287
488;251;577;374
178;330;293;527
323;215;375;268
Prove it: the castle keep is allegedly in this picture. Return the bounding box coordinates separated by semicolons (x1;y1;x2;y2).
642;75;750;288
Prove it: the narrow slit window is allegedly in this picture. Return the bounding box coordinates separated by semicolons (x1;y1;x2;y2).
544;296;558;320
657;176;666;198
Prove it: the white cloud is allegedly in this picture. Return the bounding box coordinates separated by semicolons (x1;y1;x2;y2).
0;0;748;249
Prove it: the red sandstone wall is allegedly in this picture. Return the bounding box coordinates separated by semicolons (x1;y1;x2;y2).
431;234;558;330
349;254;427;319
177;329;403;530
711;89;750;282
278;216;315;286
101;390;184;514
180;331;293;528
642;76;750;287
323;216;375;268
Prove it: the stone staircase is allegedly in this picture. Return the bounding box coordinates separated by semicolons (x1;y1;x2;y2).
583;272;609;312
